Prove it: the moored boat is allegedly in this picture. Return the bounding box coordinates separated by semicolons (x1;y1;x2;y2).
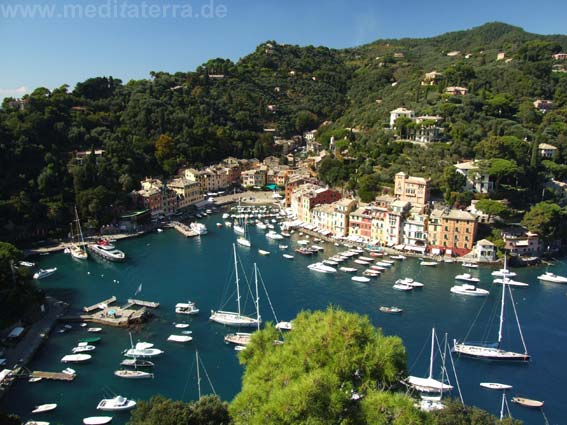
339;267;357;273
83;417;113;425
120;358;154;368
307;262;337;273
97;395;136;411
462;262;478;269
175;301;199;315
537;272;567;283
420;261;438;267
258;249;270;256
352;276;370;283
275;321;293;330
480;382;513;390
511;397;544;408
114;369;154;379
396;277;424;288
87;241;125;262
493;278;529;287
379;306;403;314
450;284;489;296
33;267;57;280
454;273;480;283
282;254;294;259
61;354;91;363
190;222;208;235
167;334;193;343
32;404;57;414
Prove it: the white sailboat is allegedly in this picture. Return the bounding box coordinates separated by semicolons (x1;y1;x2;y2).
406;328;454;394
226;262;260;343
491;255;516;277
210;245;261;328
69;206;88;260
236;219;251;247
453;280;530;362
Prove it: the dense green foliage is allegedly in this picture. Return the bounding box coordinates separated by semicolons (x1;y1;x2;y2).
2;22;567;243
0;242;43;327
230;308;409;424
128;395;231;425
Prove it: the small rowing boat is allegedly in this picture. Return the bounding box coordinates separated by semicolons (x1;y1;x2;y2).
32;403;57;414
511;397;544;408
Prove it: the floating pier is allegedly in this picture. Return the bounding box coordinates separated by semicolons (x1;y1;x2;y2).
128;299;160;308
171;221;198;237
83;296;117;312
30;371;75;381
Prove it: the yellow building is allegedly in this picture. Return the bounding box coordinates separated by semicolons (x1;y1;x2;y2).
167;178;201;209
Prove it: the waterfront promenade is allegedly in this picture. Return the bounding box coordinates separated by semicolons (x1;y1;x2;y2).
0;297;68;400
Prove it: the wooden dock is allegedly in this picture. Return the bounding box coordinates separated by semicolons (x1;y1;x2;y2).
128;299;160;308
171;221;198;237
31;371;75;381
83;296;117;312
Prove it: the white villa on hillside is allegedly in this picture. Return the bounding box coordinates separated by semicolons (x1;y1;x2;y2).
389;107;415;127
454;160;493;193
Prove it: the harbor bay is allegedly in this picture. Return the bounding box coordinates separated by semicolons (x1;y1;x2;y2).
2;213;566;425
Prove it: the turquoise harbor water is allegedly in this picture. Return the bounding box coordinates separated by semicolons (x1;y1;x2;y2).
2;213;567;425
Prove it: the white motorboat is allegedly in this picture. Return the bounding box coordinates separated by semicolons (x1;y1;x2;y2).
450;284;489;296
61;354;91;363
87;328;102;333
72;344;95;353
234;345;246;351
97;395;136;411
389;255;406;260
352;276;370;283
491;256;516;277
33;267;57;280
32;404;57;414
87;241;125;262
311;245;324;251
323;260;338;266
190;222;208;235
393;282;413;291
256;222;267;230
29;377;42;383
175;301;199;315
167;334;193;343
396;278;424;288
278;245;288;249
353;259;370;265
454;273;480;283
480;382;513;390
266;231;284;240
307;262;337;273
339;267;357;273
258;249;270;256
538;272;567;283
123;337;163;358
282;254;294;260
25;422;50;425
18;260;35;267
275;321;293;330
375;261;392;267
453;282;530;362
420;261;438;267
297;239;309;246
120;358;154;368
174;323;190;329
83;417;113;425
62;368;76;375
281;231;291;237
210;245;261;328
233;224;245;234
224;332;252;346
462;262;478;269
362;270;380;277
157;228;164;232
493;278;529;287
114;369;154;379
371;265;386;271
222;213;229;219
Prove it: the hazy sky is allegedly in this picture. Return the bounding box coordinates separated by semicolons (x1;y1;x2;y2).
1;0;566;98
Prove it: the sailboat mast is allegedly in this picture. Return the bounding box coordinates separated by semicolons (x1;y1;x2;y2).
233;244;241;316
254;263;260;330
196;350;201;399
500;391;505;421
75;206;86;252
428;328;435;379
497;275;505;348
